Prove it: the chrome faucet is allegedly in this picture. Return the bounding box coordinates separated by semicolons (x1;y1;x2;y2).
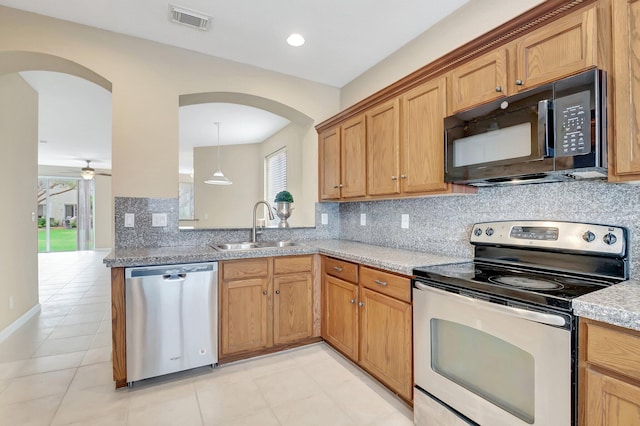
251;200;275;243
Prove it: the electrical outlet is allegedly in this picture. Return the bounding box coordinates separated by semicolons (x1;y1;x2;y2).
401;214;410;229
360;213;366;226
321;213;328;225
9;296;14;310
31;212;36;222
124;213;135;228
152;213;168;227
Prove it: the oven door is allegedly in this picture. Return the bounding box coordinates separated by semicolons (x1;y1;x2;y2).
413;281;573;426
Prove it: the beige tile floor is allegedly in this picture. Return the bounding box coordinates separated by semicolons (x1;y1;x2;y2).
0;250;413;425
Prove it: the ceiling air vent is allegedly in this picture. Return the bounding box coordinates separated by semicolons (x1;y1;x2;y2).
168;5;211;31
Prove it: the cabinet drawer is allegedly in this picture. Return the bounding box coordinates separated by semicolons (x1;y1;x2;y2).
274;255;313;275
360;266;410;303
586;322;640;382
222;258;269;280
325;257;358;283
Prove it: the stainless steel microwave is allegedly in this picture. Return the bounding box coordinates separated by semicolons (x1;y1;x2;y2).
444;69;607;186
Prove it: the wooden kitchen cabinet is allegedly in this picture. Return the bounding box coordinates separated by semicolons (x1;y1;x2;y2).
448;4;600;114
514;5;599;92
322;257;413;401
273;256;313;345
323;274;359;361
220;255;317;360
579;318;640;424
449;48;509;114
318;127;341;200
359;286;412;401
367;98;401;196
318;114;367;200
400;77;449;194
220;258;271;355
610;0;640;180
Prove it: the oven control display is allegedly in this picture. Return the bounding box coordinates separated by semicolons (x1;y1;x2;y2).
555;90;592;157
510;226;559;240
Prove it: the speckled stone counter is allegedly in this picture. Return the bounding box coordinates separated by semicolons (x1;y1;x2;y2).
311;240;466;276
574;280;640;332
103;239;467;276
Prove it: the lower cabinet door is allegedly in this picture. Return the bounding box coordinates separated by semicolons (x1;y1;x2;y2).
359;287;412;401
585;368;640;425
220;277;269;356
324;275;358;361
273;272;313;345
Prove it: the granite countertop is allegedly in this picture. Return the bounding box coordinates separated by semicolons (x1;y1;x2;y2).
103;239;467;276
574;280;640;331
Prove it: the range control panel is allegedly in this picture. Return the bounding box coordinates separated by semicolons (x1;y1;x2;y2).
471;220;626;256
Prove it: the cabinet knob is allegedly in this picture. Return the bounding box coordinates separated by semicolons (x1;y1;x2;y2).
391;176;397;181
339;184;344;188
401;175;407;179
275;290;280;295
333;185;339;189
515;79;524;86
262;290;268;296
358;302;365;307
350;299;356;304
495;86;503;92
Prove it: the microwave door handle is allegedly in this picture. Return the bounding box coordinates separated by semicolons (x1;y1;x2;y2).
415;282;566;327
538;99;553;157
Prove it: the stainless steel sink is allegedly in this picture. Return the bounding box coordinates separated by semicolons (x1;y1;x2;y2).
213;240;298;251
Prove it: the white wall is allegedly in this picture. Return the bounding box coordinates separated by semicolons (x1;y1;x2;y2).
341;0;546;108
0;6;340;200
0;73;39;331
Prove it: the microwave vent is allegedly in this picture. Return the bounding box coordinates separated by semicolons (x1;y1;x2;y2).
169;5;211;31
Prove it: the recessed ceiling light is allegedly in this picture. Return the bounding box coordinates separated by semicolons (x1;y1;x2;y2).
286;33;305;47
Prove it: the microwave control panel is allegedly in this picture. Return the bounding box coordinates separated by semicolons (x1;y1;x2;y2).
555;90;591;156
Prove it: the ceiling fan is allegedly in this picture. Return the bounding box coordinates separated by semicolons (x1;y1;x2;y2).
80;160;111;180
58;160;111;180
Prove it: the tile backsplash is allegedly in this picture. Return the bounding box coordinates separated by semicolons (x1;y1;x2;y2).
114;180;640;277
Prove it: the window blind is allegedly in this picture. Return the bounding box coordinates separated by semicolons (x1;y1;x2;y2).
266;148;287;224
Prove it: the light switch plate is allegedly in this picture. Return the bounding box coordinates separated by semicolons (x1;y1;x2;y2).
360;213;366;226
152;213;167;227
124;213;135;228
401;214;409;229
321;213;328;225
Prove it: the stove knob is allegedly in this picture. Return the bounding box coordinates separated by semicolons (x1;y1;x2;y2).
485;227;494;236
603;233;617;245
474;228;482;237
582;231;596;242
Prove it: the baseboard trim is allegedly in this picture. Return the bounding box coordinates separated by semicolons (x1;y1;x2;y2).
0;303;41;343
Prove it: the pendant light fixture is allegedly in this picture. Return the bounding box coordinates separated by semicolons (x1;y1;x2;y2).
204;122;232;185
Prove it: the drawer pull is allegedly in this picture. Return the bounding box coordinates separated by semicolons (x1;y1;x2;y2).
374;279;388;286
333;266;343;272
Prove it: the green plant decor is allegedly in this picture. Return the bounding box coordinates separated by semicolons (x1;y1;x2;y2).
274;190;294;203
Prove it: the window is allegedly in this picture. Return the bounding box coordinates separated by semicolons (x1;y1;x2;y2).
266;148;287;224
179;182;194;220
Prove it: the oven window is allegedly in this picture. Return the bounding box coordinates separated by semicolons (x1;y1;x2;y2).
431;319;535;424
452;122;532;167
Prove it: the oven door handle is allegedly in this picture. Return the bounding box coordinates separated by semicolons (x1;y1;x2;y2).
414;282;567;327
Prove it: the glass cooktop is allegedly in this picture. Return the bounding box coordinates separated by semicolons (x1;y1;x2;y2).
413;261;617;311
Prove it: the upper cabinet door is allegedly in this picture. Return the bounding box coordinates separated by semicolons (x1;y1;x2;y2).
612;0;640;177
367;99;400;196
401;77;449;194
515;7;598;91
449;48;508;114
341;114;367;198
318;127;341;200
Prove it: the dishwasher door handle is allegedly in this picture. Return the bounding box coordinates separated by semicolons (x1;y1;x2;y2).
162;273;187;282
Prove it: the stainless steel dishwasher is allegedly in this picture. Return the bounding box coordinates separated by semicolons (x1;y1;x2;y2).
125;262;218;385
